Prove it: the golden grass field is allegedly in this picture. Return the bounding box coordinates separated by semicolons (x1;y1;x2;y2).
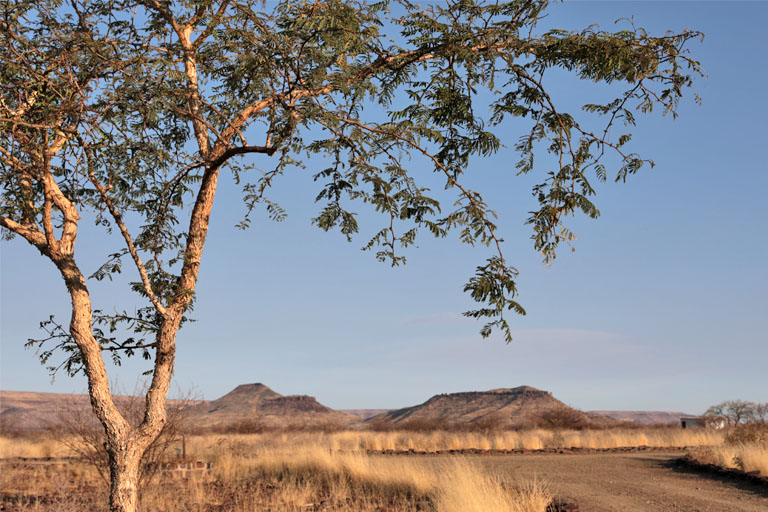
0;426;756;512
0;430;553;512
689;443;768;475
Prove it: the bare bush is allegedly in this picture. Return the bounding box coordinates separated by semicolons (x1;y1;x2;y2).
200;419;347;435
399;417;452;432
365;417;397;432
462;414;505;434
534;408;589;430
51;384;194;488
205;419;269;435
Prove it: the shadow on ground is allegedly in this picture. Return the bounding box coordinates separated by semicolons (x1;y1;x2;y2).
659;456;768;499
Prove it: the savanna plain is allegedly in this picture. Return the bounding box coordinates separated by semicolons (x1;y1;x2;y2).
2;424;768;512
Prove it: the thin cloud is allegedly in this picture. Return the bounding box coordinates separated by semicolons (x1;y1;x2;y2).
398;312;473;325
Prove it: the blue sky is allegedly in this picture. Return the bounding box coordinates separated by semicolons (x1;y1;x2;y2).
1;1;766;414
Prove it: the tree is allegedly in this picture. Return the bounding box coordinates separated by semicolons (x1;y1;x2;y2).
706;400;757;426
0;1;701;510
755;403;768;424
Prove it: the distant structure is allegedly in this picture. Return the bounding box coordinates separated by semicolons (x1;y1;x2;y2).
680;416;725;429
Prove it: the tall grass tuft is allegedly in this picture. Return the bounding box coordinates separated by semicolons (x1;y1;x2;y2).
434;458;551;512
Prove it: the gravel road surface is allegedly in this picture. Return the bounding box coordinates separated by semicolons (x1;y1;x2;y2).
478;452;768;511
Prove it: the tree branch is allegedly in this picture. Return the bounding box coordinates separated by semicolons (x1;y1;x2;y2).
333;115;507;263
0;214;47;249
84;149;167;316
208;144;277;170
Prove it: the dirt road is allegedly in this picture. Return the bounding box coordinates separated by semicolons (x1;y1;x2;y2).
475;452;768;511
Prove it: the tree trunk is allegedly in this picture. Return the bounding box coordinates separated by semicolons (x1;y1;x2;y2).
55;255;166;512
107;440;144;512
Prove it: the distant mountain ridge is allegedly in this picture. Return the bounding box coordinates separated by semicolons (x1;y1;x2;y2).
0;390;197;430
2;386;693;431
588;410;690;425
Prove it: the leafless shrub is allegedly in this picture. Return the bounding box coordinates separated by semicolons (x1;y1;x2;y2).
51;383;194;488
206;419;269;435
200;419;347;435
365;415;507;434
365;417;397;432
533;408;590;430
398;417;451;432
462;414;505;434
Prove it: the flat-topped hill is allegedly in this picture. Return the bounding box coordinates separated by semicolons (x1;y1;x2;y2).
184;383;357;429
4;386;693;432
367;385;606;429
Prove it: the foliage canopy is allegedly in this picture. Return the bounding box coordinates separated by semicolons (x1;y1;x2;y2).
1;0;702;364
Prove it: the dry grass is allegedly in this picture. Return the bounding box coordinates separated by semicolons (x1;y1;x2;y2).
0;434;72;458
0;426;727;511
690;443;768;475
188;437;552;512
359;427;721;451
690;443;768;474
434;458;551;512
0;431;556;512
1;426;718;462
688;423;768;476
181;427;721;464
185;426;720;455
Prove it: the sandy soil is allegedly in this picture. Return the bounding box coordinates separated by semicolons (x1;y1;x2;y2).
474;452;768;511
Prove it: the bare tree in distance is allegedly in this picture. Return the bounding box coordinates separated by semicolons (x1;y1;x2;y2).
705;400;762;426
1;0;702;509
754;403;768;424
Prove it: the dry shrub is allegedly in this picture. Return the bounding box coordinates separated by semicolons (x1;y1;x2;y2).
736;444;768;474
200;420;347;435
397;417;452;432
533;408;589;430
367;415;517;434
691;444;768;475
689;422;768;476
51;384;194;488
465;414;506;433
208;419;269;434
724;423;768;446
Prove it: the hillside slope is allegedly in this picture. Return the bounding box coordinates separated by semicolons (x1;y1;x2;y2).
367;386;607;429
0;390;196;430
184;383;358;429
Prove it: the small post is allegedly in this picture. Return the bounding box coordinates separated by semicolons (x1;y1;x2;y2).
182;434;187;460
